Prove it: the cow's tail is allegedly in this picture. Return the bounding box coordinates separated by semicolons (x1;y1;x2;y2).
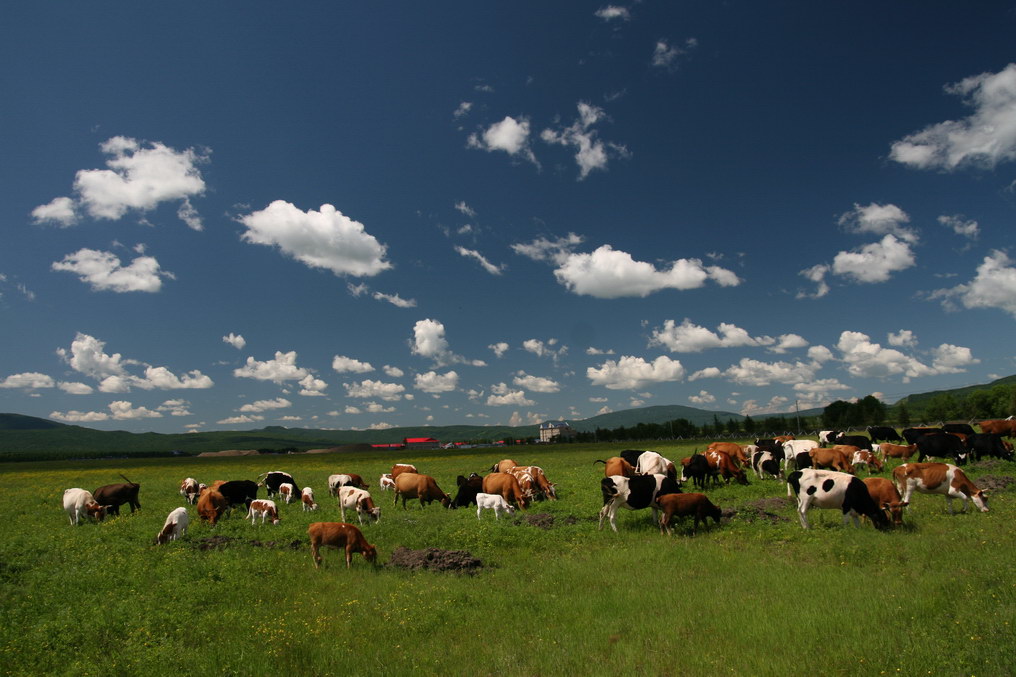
119;473;137;486
593;459;606;465
255;472;268;486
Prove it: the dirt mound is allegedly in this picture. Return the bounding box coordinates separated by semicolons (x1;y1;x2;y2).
192;536;303;551
511;513;578;529
736;497;792;523
388;546;484;574
196;449;259;457
975;475;1016;491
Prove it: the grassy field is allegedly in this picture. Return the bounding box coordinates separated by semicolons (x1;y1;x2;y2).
1;441;1013;676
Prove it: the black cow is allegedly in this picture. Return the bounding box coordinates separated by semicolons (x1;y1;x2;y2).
794;451;813;470
966;433;1014;462
942;423;977;437
917;433;969;465
598;474;681;532
680;453;713;489
93;477;141;516
216;480;259;511
258;471;299;497
866;426;903;443
834;434;874;451
902;427;943;445
453;473;483;507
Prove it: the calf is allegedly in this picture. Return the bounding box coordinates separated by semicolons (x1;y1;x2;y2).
93;477;141;516
197;488;228;526
851;449;884;473
656;493;722;535
278;483;297;504
301;487;319;511
481;473;530;510
892;463;989;514
155;507;189;543
598;474;681;532
308;522;377;569
786;469;889;530
862;477;908;527
63;488;107;526
378;474;396;491
247;499;281;525
880;443;917;461
475;492;516;520
327;473;368;496
337;486;381;524
179;477;200;504
595;457;636;478
393;473;451;509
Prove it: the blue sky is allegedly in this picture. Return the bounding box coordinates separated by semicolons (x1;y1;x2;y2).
2;2;1015;434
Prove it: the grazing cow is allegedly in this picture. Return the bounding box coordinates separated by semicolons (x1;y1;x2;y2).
481;473;530;510
155;507;189;544
782;440;819;470
490;459;519;473
866;426;904;444
337;486;381;524
247;499;280;525
851;449;884;473
880;443;917;461
258;471;299;498
754;438;787;466
179;477;200;505
810;446;857;473
508;465;556;501
902;427;943;445
214;480;259;512
751;450;781;480
278;483;296;504
197;488;228;526
453;473;484;508
786;469;889;530
308;522;377;569
620;448;680;479
706;442;749;466
942;423;976;437
598;474;682;532
475;493;516;520
656;493;722;535
862;478;908;527
818;430;840;447
833;434;873;452
63;488;107;525
594;457;636;478
93;477;141;516
916;433;969;465
327;474;368;497
680;453;714;489
893;463;989;514
966;433;1015;462
978;419;1016;437
301;487;319;511
393;473;452;509
390;463;418;479
704;449;749;485
378;474;396;491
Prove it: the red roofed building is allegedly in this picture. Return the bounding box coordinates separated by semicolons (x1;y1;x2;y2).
404;437;440;449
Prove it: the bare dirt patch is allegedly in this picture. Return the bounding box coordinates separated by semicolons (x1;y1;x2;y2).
734;497;792;523
511;513;579;529
387;546;484;574
975;475;1016;492
191;535;303;551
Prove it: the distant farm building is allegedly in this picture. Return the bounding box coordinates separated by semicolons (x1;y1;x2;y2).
539;421;575;443
404;437;441;450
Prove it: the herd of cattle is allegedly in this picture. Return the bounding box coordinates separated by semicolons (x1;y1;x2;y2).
59;420;1014;566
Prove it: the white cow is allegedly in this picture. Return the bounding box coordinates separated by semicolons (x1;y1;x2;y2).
337;486;381;525
782;439;819;471
63;488;107;526
635;451;677;479
786;469;889;530
475;492;516;520
155;507;189;544
247;499;280;525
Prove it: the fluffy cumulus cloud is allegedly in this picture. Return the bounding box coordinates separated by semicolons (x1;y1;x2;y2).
238;397;291;413
489;342;509;358
234;350;310;384
487;382;535;406
650;319;770;353
587;355;685;390
512;233;584;263
938;214;979;240
332;355;374;374
0;372;55;389
688;390;715;404
52;248;172;293
344;379;405;401
522;338;567;363
299;374;328;397
240;201;391;277
410;319;484;367
838;203;916;243
553;245;740;298
932;250;1016;318
467;116;538;166
722;357;822;387
836;331;978;382
223;333;246;350
890;63;1016;171
831;235;916;284
33;136;207;228
56;332;213;392
512;371;560;393
540;102;629;180
414;370;459;395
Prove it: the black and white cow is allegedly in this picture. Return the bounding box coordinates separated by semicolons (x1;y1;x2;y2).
866;426;903;444
598;474;681;532
916;433;969;465
965;433;1014;462
257;471;299;498
751;450;781;480
833;434;874;452
818;430;840;447
216;480;259;511
786;469;889;530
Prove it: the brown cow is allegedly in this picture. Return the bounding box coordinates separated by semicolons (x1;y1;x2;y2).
92;477;141;516
393;473;451;509
704;450;748;485
862;477;908;526
656;493;722;535
978;420;1016;437
810;446;856;473
197;488;228;526
595;457;635;478
308;522;377;569
482;473;530;510
880;443;917;461
491;459;519;473
390;463;418;479
706;442;748;466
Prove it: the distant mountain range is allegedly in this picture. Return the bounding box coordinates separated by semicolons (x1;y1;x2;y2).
2;375;1012;458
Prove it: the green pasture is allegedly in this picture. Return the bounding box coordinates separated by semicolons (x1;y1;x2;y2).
0;441;1013;676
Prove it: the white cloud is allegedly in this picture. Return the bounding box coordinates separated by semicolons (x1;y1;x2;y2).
372;291;416;308
454;201;476;217
300;374;329;397
467;116;539;166
586;346;615;355
364;401;396;413
587;355;685;390
414;370;459;394
489;342;509;358
238;397;292;413
797;263;831;299
689;390;715;404
223;333;246;350
938;214;979;239
739;396;790;417
512;233;584;263
830;234;916;284
453;102;473;119
513;371;560;393
838;203;916;243
931;344;980;374
651;38;697;70
344;379;405;401
487;384;535;406
552;245;740;298
58;381;93;395
889;63;1016;170
239;201;391;277
888;330;917;347
52;248;172;293
455;246;504;275
217;414;264;425
50;409;109;423
109;400;162;420
689;366;722;381
31;197;78;227
139;366;214;390
0;372;55;389
723;357;822;387
410;319;484;367
650;319;768;353
932;250;1016;318
57;332;212;391
234;350;310;383
768;334;809;354
836;330;977;382
332;356;374;374
540;102;629;180
158;399;193;416
383;365;404;378
595;5;630;21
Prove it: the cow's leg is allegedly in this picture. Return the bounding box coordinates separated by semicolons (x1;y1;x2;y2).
345;545;353;569
311;543;322;569
945;496;955;514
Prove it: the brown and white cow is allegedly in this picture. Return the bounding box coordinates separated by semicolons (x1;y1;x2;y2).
308;522;377;569
390;463;418;479
862;477;908;527
892;462;989;514
482;472;530;510
378;474;396;491
247;499;280;525
851;449;884;473
337;486;381;524
155;507;189;544
507;465;556;500
393;473;452;509
704;449;749;485
327;473;369;496
655;493;722;535
179;477;200;505
278;483;296;504
63;488;107;525
301;487;319;511
594;457;635;478
809;446;856;473
706;442;749;466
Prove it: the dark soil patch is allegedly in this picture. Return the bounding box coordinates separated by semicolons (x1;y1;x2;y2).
387;546;484;574
192;536;303;551
975;475;1016;492
511;513;578;529
735;497;792;523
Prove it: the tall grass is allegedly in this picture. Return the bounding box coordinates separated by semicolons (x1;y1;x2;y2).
0;442;1013;676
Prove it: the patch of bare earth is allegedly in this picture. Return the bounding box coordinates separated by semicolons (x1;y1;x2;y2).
511;513;579;529
191;535;303;551
975;475;1016;492
734;497;793;523
387;546;484;574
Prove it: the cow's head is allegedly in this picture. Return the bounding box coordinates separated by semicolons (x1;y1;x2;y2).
881;500;908;527
87;502;108;522
972;490;989;513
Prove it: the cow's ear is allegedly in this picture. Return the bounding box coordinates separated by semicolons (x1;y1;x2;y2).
979;490;989;497
881;502;891;510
